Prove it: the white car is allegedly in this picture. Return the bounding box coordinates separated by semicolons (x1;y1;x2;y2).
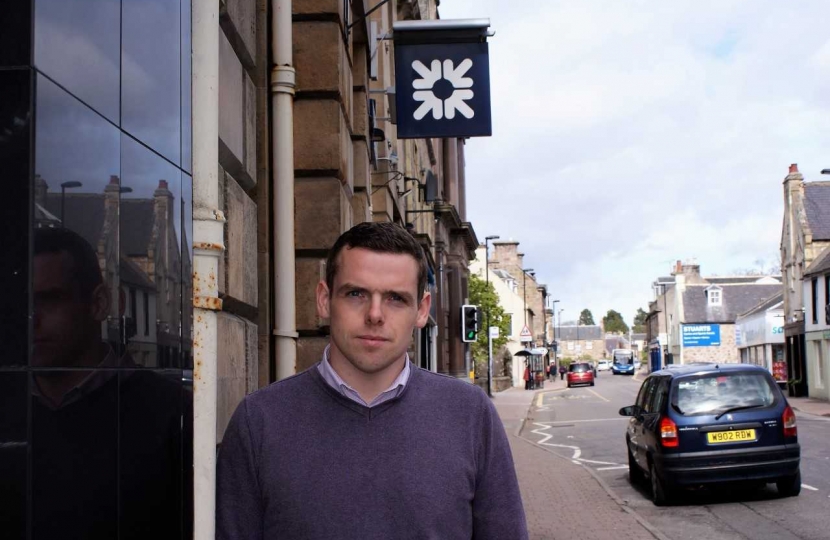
597;360;611;372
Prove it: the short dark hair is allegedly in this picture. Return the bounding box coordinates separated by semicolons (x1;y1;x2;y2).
326;222;428;298
34;226;103;299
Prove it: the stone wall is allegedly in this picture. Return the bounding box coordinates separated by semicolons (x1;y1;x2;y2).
215;0;264;441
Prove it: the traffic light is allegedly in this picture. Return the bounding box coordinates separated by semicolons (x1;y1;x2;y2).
461;304;479;343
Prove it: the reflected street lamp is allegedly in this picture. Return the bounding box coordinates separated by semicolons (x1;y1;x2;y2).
60;181;83;227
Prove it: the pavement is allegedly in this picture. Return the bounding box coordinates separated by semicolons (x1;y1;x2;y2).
491;377;668;540
789;396;830;418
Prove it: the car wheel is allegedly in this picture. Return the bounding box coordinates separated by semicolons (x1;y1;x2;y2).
567;383;571;388
650;462;671;506
628;446;643;485
590;381;595;386
776;469;802;498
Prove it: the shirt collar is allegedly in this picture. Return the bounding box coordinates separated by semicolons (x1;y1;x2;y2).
317;344;411;407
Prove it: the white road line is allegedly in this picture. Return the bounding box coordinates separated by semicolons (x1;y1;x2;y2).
802;484;819;491
531;423;582;460
538;418;629;424
597;465;629;471
578;458;619;466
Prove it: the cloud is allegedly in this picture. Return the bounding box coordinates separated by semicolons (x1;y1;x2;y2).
439;0;830;324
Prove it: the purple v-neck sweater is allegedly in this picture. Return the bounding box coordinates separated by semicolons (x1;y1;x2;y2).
216;364;528;540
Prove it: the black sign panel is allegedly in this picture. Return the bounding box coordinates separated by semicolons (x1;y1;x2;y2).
394;42;491;139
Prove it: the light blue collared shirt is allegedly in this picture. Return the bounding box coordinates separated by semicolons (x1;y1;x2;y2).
317;345;411;407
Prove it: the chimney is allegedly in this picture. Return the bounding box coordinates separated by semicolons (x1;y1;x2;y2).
681;261;704;283
784;163;803;189
672;260;682;275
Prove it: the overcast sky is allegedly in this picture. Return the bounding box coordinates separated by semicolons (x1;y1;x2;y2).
438;0;830;326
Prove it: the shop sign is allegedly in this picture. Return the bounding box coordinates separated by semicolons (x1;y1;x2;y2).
393;20;493;139
682;324;721;347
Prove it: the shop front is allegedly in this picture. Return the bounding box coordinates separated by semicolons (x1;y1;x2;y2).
736;295;787;387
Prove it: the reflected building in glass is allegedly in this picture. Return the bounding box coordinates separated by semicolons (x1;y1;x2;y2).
1;0;193;537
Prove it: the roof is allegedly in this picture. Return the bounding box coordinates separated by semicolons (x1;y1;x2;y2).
706;276;775;285
804;182;830;241
556;325;602;340
44;194;156;257
631;333;647;341
682;284;782;324
492;269;516;281
738;292;784;319
805;246;830;277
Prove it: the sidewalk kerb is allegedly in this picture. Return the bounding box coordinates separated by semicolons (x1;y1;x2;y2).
511;388;673;540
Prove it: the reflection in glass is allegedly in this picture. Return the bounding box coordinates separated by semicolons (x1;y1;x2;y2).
34;0;120;123
35;74;121;369
0;70;32;367
31;366;119;539
0;0;31;67
0;373;28;537
122;0;181;165
121;135;183;369
181;172;193;369
118;369;187;540
181;0;192;172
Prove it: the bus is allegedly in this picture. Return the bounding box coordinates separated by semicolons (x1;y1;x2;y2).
611;349;636;375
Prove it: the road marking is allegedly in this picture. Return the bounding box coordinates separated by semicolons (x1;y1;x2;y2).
538;418;628;424
578;458;619;465
802;484;819;491
597;465;629;471
536;394;544;407
531;423;582;460
587;389;610;403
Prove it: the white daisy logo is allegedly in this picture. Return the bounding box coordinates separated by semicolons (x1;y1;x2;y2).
411;59;475;121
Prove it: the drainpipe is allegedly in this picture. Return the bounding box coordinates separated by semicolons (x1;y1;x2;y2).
272;0;298;379
191;1;223;538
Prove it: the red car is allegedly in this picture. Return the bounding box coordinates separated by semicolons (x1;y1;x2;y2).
567;362;595;388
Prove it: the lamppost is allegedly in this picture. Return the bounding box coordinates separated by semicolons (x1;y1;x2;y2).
521;268;535;327
60;181;83;227
550;299;560;362
484;235;499;397
521;268;535;386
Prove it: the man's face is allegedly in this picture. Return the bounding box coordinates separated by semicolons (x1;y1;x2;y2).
316;247;431;376
32;251;106;368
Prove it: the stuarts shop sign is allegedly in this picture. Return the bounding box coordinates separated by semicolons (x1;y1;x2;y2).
682;324;721;347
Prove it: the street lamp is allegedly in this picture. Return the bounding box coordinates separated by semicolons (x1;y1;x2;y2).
484;235;499;397
60;181;83;227
521;268;534;327
550;299;560;353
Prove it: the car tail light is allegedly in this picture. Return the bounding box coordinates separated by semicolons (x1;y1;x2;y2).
783;405;797;437
659;417;679;448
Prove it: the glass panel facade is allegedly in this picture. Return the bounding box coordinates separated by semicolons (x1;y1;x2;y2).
3;1;193;537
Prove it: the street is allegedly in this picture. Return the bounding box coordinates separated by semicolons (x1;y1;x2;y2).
511;372;830;540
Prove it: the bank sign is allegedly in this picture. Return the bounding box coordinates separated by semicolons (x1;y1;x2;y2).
682;324;721;347
393;20;492;139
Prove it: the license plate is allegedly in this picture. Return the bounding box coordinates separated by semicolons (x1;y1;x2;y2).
707;429;756;444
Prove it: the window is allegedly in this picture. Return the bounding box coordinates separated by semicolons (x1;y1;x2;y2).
504;313;513;336
812;278;818;324
707;288;722;306
672;372;777;416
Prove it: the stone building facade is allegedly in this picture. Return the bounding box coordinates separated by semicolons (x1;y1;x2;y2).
780;163;830;397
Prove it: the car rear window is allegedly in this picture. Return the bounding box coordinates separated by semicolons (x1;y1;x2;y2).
671;371;778;416
569;363;589;373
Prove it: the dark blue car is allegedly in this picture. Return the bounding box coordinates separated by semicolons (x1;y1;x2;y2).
619;363;800;505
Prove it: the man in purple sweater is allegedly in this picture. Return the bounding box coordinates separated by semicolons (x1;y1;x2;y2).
217;222;528;539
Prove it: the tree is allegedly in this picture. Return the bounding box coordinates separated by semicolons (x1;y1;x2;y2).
633;308;648;333
602;309;629;334
579;309;595;325
468;274;512;377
